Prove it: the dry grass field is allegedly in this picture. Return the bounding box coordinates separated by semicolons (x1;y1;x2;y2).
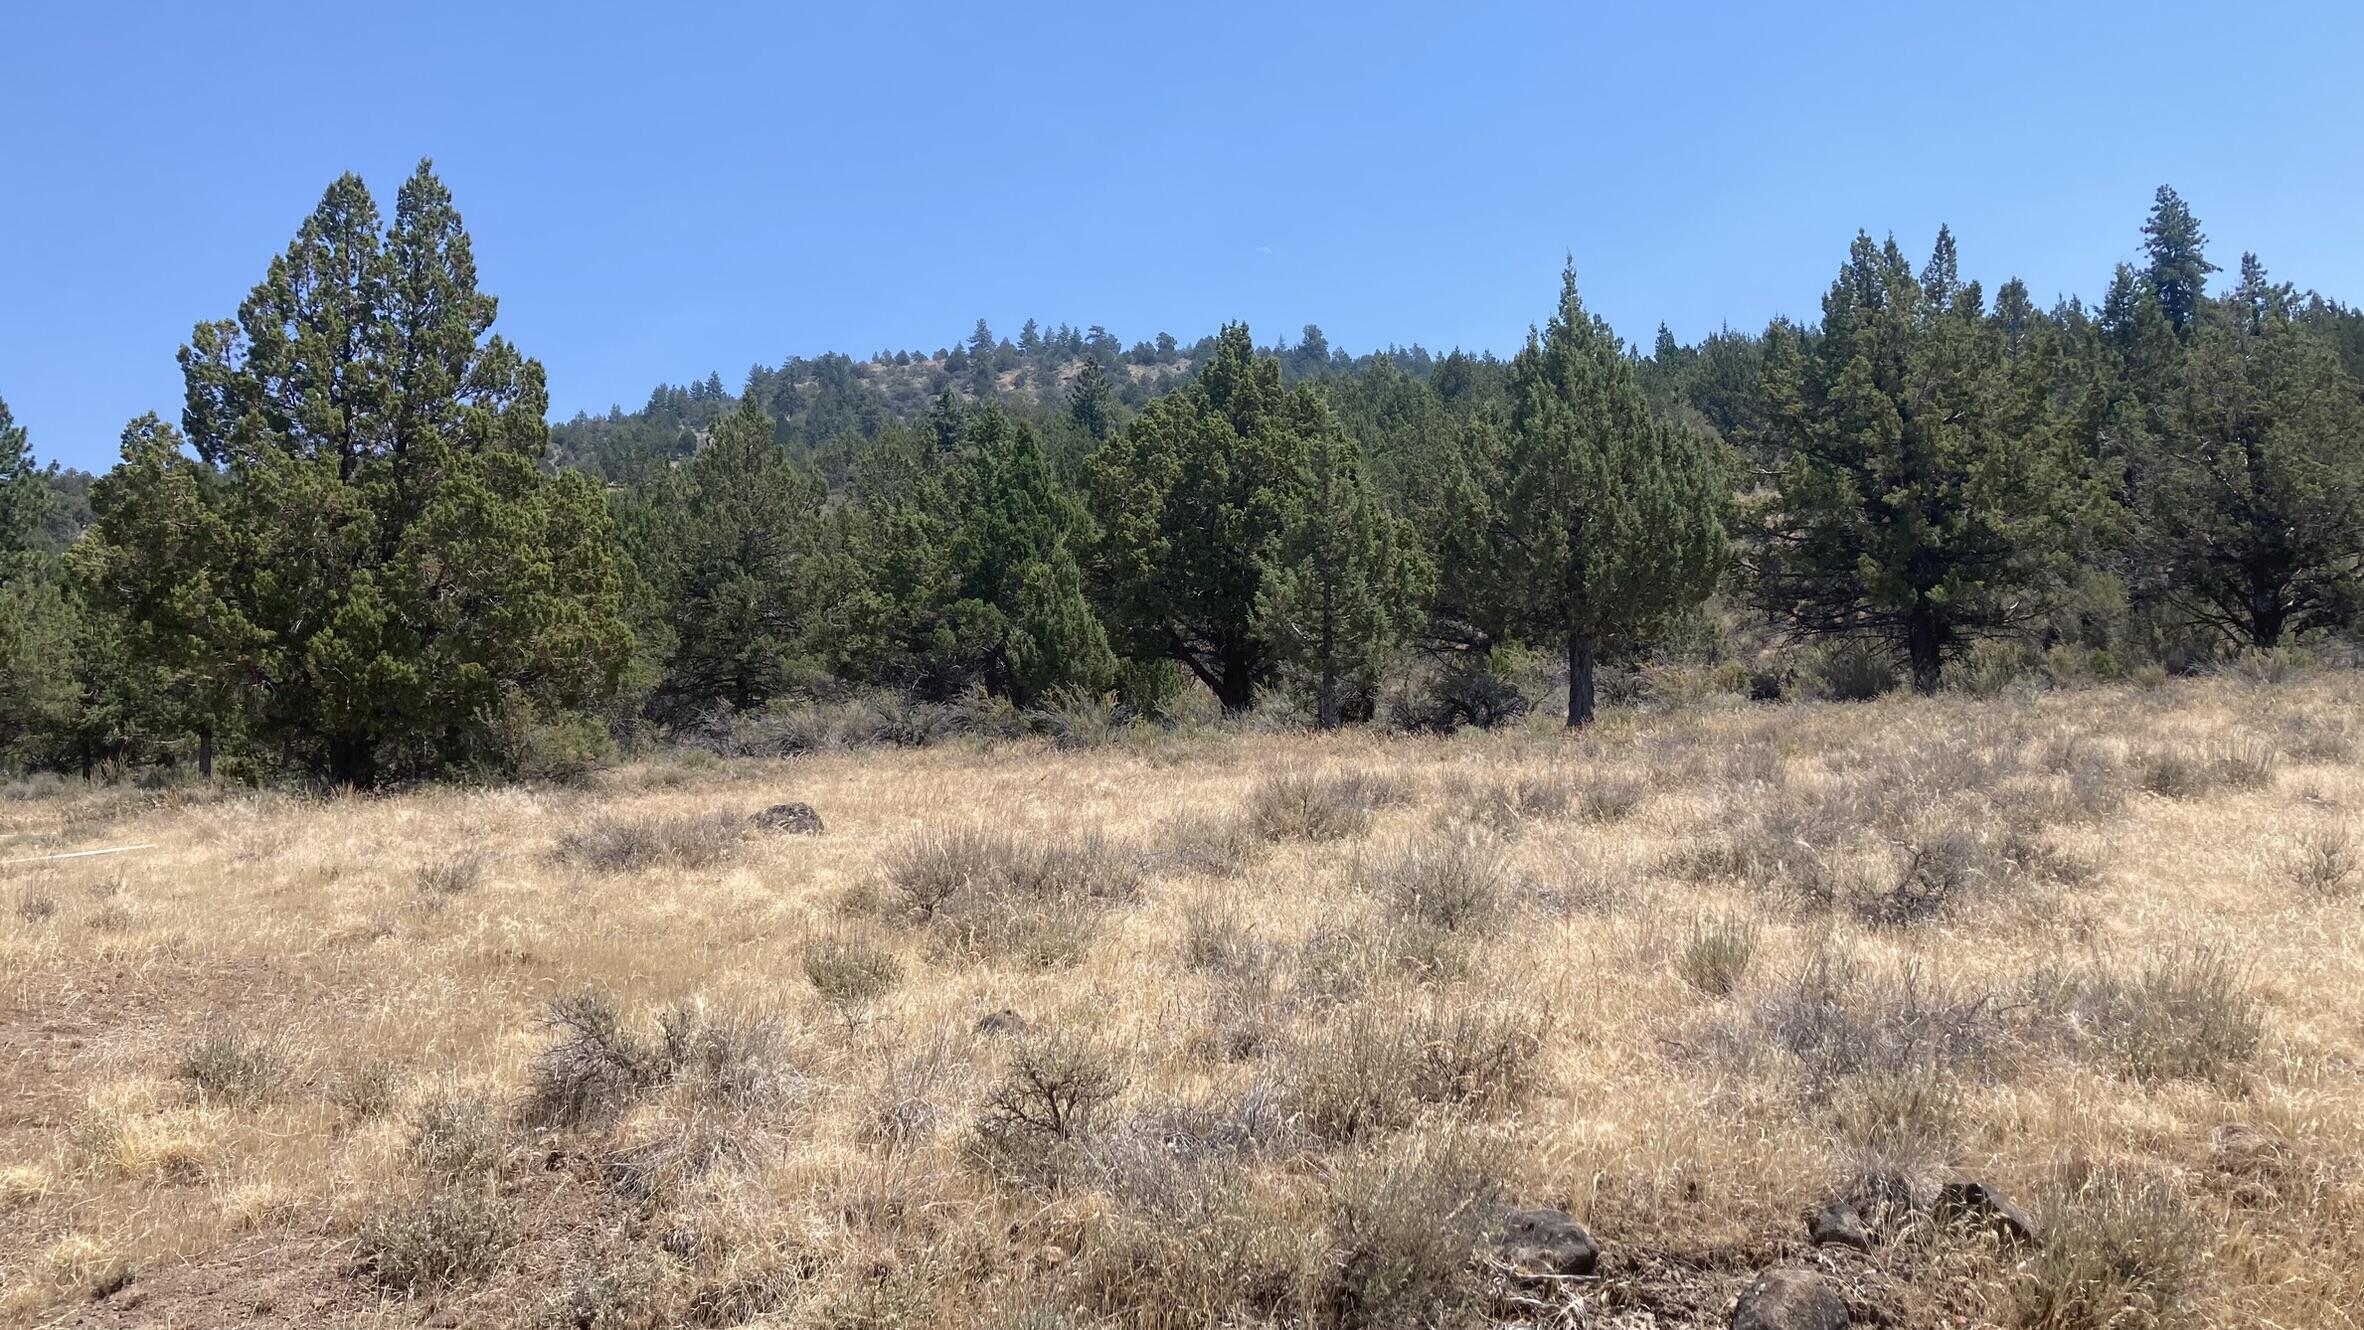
5;673;2364;1329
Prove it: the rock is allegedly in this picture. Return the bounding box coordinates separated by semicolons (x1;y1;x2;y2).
753;802;823;835
1731;1268;1848;1330
975;1008;1028;1036
1806;1201;1872;1252
1492;1207;1599;1280
1935;1181;2040;1246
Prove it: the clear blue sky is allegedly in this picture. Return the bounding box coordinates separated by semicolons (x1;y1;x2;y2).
5;0;2359;470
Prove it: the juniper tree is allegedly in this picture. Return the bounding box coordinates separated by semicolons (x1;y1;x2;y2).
613;394;833;720
1752;231;2082;692
77;164;631;784
1256;415;1428;726
0;396;84;767
1497;266;1726;725
2133;257;2364;646
1089;324;1321;711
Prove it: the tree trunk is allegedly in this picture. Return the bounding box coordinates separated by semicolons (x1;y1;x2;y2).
327;736;378;789
197;724;214;780
1907;601;1943;695
1566;628;1596;728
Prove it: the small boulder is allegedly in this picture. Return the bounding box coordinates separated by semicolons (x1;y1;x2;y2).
753;802;824;835
1492;1207;1599;1280
1731;1268;1848;1330
975;1008;1028;1036
1806;1201;1871;1252
1935;1181;2040;1246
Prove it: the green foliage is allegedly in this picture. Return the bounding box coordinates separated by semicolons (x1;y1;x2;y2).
1256;414;1429;725
1495;265;1726;724
1751;229;2083;691
613;394;834;721
1090;325;1338;711
72;165;632;784
2129;258;2364;647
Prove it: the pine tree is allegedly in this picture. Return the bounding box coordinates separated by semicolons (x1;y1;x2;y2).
1256;417;1429;726
0;395;56;561
2133;260;2364;646
1497;265;1725;725
1068;360;1117;441
2143;185;2218;340
1750;231;2078;691
0;396;84;767
615;394;831;719
81;164;632;784
1089;325;1321;711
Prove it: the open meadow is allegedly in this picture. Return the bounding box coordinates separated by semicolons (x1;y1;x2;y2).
5;673;2364;1329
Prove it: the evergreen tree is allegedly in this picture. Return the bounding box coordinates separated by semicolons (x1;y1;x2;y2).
1089;325;1321;711
615;394;832;720
2133;263;2364;646
0;396;85;767
1497;266;1726;725
1751;231;2077;691
2143;185;2218;339
79;164;632;784
1068;360;1117;441
841;406;1114;703
1256;417;1428;725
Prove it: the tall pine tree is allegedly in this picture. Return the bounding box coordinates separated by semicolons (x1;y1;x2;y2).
1497;266;1725;725
1751;231;2078;691
79;164;631;784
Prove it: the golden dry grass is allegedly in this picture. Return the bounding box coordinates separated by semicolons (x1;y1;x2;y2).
3;673;2363;1328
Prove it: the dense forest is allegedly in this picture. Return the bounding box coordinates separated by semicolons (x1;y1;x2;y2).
5;161;2363;785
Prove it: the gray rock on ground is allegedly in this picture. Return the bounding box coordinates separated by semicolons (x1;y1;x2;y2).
1731;1268;1849;1330
1935;1181;2040;1246
1493;1207;1599;1280
1806;1201;1872;1252
753;802;824;834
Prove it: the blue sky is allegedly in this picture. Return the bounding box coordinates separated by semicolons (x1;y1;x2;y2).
4;0;2359;470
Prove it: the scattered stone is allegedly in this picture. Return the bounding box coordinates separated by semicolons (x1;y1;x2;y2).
1493;1207;1599;1281
1806;1201;1872;1252
1935;1181;2040;1246
1731;1268;1848;1330
975;1008;1028;1036
752;802;824;835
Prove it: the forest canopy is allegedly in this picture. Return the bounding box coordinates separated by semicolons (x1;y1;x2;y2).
7;174;2364;783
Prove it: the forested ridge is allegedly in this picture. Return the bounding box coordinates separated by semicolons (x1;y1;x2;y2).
6;163;2364;785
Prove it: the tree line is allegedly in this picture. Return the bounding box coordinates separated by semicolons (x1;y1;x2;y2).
3;165;2360;784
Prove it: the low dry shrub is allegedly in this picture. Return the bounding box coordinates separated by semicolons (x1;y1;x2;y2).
883;825;1142;967
1246;769;1410;842
2013;1164;2205;1330
357;1187;513;1289
2136;738;2277;799
1363;832;1512;934
1677;912;1759;996
556;812;741;872
2287;821;2359;898
173;1023;289;1106
802;935;903;1026
409;1095;507;1180
1321;1129;1511;1330
969;1029;1127;1185
414;848;488;898
2026;948;2262;1085
1710;942;2002;1100
524;993;796;1127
